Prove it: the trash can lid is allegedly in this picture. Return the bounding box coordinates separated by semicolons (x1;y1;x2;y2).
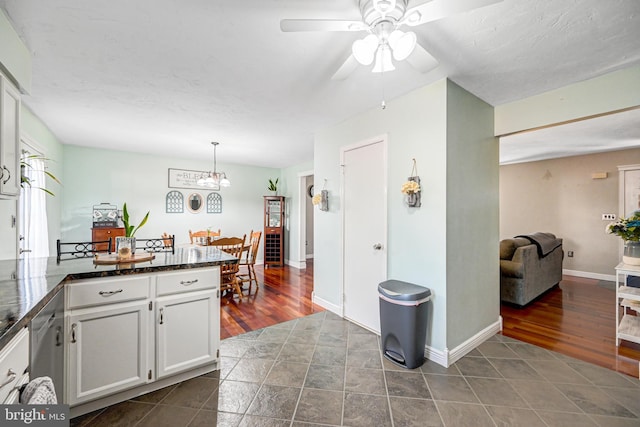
378;280;431;302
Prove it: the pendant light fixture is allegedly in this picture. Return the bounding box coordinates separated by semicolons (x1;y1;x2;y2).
197;141;231;188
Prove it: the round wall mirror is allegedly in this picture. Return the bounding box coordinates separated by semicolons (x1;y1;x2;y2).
187;192;203;213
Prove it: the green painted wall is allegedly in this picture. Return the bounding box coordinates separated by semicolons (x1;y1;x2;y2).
495;66;640;136
62;145;279;261
313;78;498;356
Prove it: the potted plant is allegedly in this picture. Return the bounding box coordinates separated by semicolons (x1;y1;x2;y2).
607;211;640;265
268;178;278;195
116;203;150;259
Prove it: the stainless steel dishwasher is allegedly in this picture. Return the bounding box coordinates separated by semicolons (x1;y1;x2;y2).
30;289;64;402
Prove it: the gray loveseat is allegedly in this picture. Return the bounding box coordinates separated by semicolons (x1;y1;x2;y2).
500;233;563;306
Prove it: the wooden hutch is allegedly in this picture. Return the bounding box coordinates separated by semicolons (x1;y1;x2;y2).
263;196;285;267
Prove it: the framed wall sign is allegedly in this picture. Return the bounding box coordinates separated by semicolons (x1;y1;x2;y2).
168;168;213;189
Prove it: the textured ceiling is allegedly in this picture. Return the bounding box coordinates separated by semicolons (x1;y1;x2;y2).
0;0;639;168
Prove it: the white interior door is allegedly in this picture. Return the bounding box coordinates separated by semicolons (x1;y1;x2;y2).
342;137;387;332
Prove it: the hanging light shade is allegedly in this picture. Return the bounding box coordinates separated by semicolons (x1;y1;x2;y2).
388;30;417;61
372;44;395;73
198;141;231;188
352;34;379;65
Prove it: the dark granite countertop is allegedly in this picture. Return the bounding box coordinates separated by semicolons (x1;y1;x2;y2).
0;246;237;349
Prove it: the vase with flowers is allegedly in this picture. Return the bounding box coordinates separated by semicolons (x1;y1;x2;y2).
607;211;640;265
401;178;421;207
401;158;421;208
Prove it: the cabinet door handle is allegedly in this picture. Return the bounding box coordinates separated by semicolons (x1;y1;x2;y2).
99;289;123;296
0;369;17;389
180;279;198;286
159;308;164;325
2;166;9;185
71;323;77;343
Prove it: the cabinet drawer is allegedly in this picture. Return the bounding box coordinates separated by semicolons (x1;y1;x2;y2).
156;268;218;296
68;276;151;309
0;327;29;404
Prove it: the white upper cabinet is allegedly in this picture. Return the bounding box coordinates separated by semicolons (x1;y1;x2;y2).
0;72;21;198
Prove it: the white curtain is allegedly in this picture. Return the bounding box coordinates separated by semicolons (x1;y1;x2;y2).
20;156;50;257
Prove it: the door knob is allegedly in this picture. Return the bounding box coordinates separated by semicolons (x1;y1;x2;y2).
373;243;383;250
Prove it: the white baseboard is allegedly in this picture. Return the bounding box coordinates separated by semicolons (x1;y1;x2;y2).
312;292;342;316
285;259;306;269
425;319;501;368
563;269;615;282
424;345;448;367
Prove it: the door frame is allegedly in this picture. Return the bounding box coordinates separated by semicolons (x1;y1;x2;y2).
295;169;314;270
340;134;388;323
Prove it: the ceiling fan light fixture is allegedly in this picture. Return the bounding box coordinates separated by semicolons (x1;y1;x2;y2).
388;30;417;61
372;44;395;73
373;0;397;15
352;34;379;65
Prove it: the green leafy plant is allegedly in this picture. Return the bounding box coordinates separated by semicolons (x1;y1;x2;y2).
268;178;279;192
122;203;150;237
607;211;640;241
20;154;61;196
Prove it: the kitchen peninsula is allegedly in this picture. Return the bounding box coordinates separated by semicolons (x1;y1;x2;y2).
0;246;236;415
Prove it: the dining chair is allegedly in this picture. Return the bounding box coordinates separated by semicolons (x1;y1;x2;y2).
56;239;112;263
136;233;175;254
238;230;262;294
189;229;221;245
209;235;246;300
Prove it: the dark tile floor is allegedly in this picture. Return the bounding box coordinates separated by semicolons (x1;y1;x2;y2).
72;311;640;427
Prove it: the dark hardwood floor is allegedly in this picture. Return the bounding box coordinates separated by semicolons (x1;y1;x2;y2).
220;259;322;339
501;274;640;378
222;263;640;378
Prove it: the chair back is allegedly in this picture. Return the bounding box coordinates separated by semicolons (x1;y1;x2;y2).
189;229;221;245
136;234;175;254
210;235;246;277
245;231;262;264
56;239;112;263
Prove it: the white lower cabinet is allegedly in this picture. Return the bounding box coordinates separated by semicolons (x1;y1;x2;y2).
65;267;219;407
0;327;29;404
67;301;150;406
156;290;217;379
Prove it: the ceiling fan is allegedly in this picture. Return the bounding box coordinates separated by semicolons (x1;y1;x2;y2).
280;0;502;80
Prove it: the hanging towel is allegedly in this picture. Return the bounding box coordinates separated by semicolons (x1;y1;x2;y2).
20;376;57;404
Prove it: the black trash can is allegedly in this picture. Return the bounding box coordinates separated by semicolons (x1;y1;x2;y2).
378;280;431;369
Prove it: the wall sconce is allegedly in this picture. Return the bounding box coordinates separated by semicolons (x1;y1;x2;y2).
313;179;329;211
401;158;421;208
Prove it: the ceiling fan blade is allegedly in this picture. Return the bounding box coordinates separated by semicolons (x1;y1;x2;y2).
406;43;439;73
280;19;368;32
332;55;359;80
403;0;503;27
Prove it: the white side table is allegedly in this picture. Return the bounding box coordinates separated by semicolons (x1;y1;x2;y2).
614;263;640;346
